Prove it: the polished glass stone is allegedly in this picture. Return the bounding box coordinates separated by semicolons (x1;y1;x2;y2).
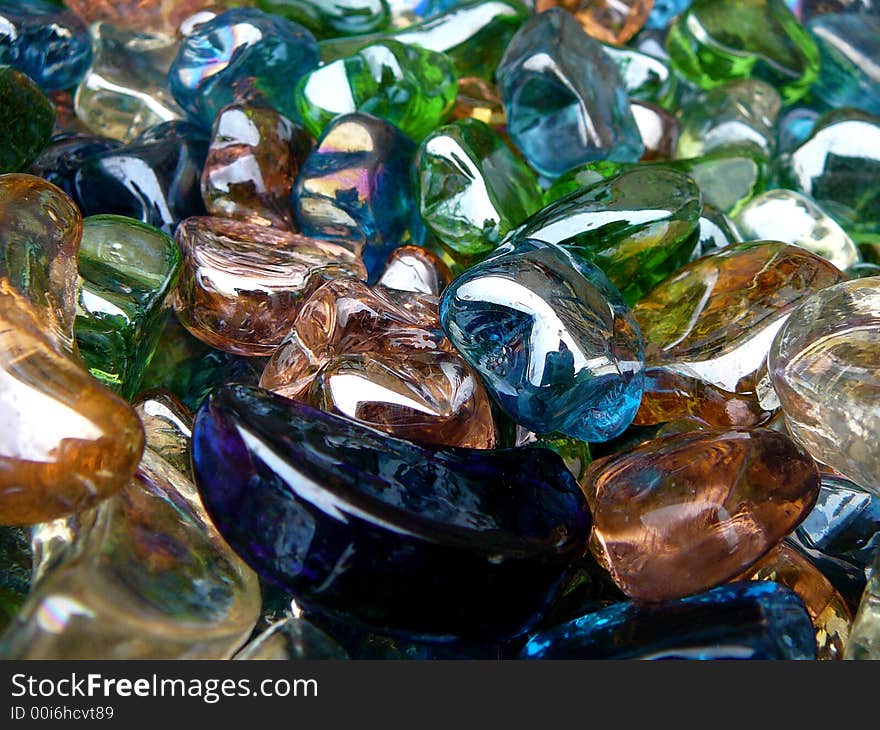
74;23;184;143
260;276;450;399
646;0;690;29
522;581;816;659
255;0;391;38
138;311;266;412
0;526;30;632
235;616;349;659
735;190;861;270
66;0;209;35
787;0;878;20
73;121;208;235
0;65;54;173
675;79;781;160
416;118;542;257
631;101;678;160
202;103;312;229
510;167;701;305
601;44;674;105
75;215;182;399
0;173;82;354
848;262;880;279
666;0;819;105
295;40;457;141
192;384;591;639
768;277;880;491
174;216;367;357
0;448;260;659
292;113;423;281
448;75;508;138
439;239;645;442
387;0;469;28
168;8;320;129
808;13;880;116
377;244;452;294
798;475;880;570
0;280;145;525
691;204;742;258
634;242;844;414
534;0;654;45
515;429;592;487
28;134;122;201
779;108;880;243
133;390;193;479
740;544;851;660
587;427;820;601
665;151;767;216
321;0;529;81
845;548;880;659
309;350;496;448
497;9;643;178
0;0;92;91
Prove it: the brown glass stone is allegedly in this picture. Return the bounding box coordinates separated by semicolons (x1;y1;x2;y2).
201;104;313;229
588;427;821;602
632;101;679;161
0;174;82;354
739;544;852;660
633;242;844;423
535;0;654;45
0;280;145;526
173;217;367;357
449;77;509;139
66;0;208;35
309;351;496;449
260;277;451;400
377;245;453;295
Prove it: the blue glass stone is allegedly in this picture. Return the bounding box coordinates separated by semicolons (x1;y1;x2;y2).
168;8;320;129
496;8;643;178
521;581;817;660
73;121;209;235
646;0;692;29
28;134;122;200
778;107;819;154
0;0;92;91
808;13;880;116
292;112;424;282
192;384;591;640
796;475;880;570
439;239;645;442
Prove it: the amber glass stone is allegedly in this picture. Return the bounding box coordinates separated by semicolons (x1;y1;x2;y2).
740;544;852;660
173;217;367;356
0;280;145;525
588;427;820;601
535;0;654;45
0;173;82;354
66;0;208;34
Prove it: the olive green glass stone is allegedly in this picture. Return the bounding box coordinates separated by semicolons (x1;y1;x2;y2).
508;167;702;305
76;215;182;400
295;40;457;140
416;118;542;256
255;0;391;39
666;0;819;105
0;66;55;173
0;527;30;633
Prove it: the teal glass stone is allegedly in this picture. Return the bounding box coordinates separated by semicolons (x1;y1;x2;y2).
778;107;819;153
646;0;692;29
295;40;457;141
808;13;880;116
439;239;645;442
509;167;702;305
254;0;391;38
497;9;643;178
0;65;54;173
779;108;880;243
76;215;183;399
292;112;423;281
416;118;542;257
168;8;320;129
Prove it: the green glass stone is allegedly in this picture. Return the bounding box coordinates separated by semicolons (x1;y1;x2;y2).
508;167;702;305
295;40;457;140
0;527;30;633
778;108;880;243
666;0;819;105
602;44;676;107
255;0;391;38
319;0;529;80
416;118;542;256
0;65;55;173
75;215;182;400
